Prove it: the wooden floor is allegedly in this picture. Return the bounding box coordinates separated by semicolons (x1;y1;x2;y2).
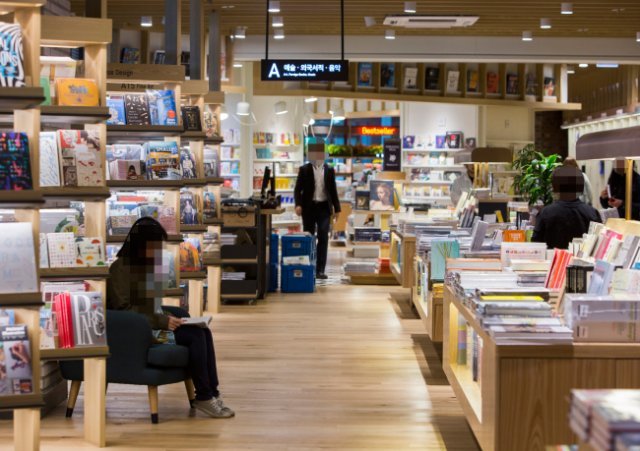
0;277;479;449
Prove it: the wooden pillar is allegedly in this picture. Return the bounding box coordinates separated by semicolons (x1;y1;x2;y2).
626;159;633;221
141;30;150;64
164;0;181;65
189;0;205;79
84;358;107;447
225;35;234;84
208;11;221;91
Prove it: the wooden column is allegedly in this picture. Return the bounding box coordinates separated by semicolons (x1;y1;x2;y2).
189;0;205;79
206;265;221;314
626;159;633;220
85;0;107;18
208;11;221;91
164;0;181;65
84;358;107;447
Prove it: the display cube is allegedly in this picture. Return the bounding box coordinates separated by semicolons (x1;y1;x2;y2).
281;264;315;293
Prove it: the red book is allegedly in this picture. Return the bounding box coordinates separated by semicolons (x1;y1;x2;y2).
64;293;74;348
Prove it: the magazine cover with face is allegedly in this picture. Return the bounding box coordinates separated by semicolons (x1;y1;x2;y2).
369;180;395;211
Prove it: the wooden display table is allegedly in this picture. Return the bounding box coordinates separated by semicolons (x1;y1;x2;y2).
411;256;444;343
443;285;640;451
390;229;416;288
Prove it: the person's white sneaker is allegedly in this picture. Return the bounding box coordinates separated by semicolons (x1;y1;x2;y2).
193;398;234;418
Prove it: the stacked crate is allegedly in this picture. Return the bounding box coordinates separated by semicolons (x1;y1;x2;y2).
280;233;317;293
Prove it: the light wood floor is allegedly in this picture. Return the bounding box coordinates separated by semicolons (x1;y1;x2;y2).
0;279;479;450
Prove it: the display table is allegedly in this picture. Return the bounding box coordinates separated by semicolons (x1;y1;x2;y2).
411;256;443;343
443;285;640;451
390;229;416;288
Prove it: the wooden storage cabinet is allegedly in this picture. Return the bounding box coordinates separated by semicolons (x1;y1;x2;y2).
443;285;640;451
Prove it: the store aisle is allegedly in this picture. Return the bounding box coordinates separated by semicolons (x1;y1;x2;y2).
0;278;478;450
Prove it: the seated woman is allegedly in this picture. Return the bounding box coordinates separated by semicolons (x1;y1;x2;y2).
107;217;234;419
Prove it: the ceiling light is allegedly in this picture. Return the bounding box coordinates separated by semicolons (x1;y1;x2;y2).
275;101;288;115
596;63;619;68
522;31;533;41
561;3;573;15
272;16;283;27
140;16;153;27
237;101;250;116
308;117;316;125
234;26;246;39
332;107;345;121
220;106;229;121
385;29;396;40
233;62;243;68
304;97;318;103
637;32;640;42
274;29;285;39
540;18;552;29
404;1;416;13
364;16;376;27
567;66;575;74
579;63;589;68
221;5;235;9
268;1;280;13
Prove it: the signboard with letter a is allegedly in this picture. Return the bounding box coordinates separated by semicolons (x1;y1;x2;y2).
261;59;349;82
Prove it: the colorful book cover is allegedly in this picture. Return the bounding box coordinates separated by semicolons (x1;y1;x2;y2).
380;63;395;88
70;292;106;347
180;190;200;225
355;191;370;210
506;73;519;95
486;72;499;94
179;238;203;272
202;191;217;220
39;131;60;187
402;135;415;149
526;72;538;96
202;110;219;138
47;232;76;268
120;47;140;64
0;325;33;394
146;90;178;126
544;77;556;97
467;70;479;92
446;70;460;93
123;94;151;126
57;129;102;187
0;132;33;190
425;67;440;90
357;63;373;87
0;22;25;87
75;237;106;267
143;141;181;180
430;239;460;281
181;106;202;131
108;159;143;180
203;147;219;178
55;78;99;107
106;95;126;125
180;148;198;179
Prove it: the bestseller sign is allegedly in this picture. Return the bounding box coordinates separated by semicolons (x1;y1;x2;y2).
261;59;349;82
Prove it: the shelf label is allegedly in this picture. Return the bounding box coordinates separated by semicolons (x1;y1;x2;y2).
261;59;349;82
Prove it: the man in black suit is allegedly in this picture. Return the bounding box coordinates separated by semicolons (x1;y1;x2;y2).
294;147;341;279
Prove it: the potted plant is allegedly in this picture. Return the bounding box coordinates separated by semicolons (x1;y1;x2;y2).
512;145;563;207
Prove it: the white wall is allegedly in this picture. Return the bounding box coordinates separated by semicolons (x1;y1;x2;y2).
401;102;479;144
481;105;534;149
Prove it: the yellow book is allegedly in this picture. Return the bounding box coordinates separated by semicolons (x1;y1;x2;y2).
480;295;544;302
55;78;100;106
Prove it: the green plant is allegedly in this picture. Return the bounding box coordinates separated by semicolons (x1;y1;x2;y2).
513;147;562;206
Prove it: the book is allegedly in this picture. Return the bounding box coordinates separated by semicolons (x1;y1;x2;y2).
380;63;395;88
431;239;460;281
0;222;38;294
500;242;547;266
446;70;460;93
467;70;479;92
146;90;178;126
594;229;623;261
181;106;202;131
108;159;143;180
123;94;151;126
587;260;616;295
202;110;219;138
545;249;572;289
203;147;219;178
120;47;140;64
180;190;200;225
75;237;106;267
0;310;14;327
39;131;60;187
106;95;126;125
0;132;33;190
182;315;212;328
0;22;25;87
506;73;519;95
357;63;373;87
503;230;526;243
404;67;418;89
202;191;217;220
402;135;415;149
47;233;76;268
425;67;440;90
179;238;202;272
144;141;181;180
614;235;640;269
70;292;106;347
0;325;33;394
179;148;198;179
355;191;370;210
152;50;166;64
486;72;499;94
525;72;537;96
544;77;556;97
55;78;99;107
57;129;103;187
158;206;177;235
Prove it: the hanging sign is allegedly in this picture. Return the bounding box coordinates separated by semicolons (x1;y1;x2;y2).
261;59;349;82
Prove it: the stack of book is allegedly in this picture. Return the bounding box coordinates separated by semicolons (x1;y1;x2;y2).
564;294;640;343
354;227;382;242
222;272;246;281
220;234;236;246
343;261;378;274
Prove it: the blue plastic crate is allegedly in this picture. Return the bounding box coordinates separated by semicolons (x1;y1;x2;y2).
281;234;316;259
280;264;315;293
269;262;278;292
270;233;280;264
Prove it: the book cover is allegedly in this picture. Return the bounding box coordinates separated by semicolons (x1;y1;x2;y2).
57;129;102;187
0;22;25;87
47;233;76;268
55;78;99;107
120;47;140;64
446;71;460;93
425;67;440;90
70;292;106;347
202;110;219;138
158;206;177;235
0;325;32;394
143;141;181;180
106;95;126;125
369;180;395;211
179;149;198;179
467;70;479;92
445;131;463;149
587;260;616;295
431;239;460;281
544;77;556;97
123;94;151;126
75;237;106;267
152;50;166;64
526;72;538;96
0;132;33;190
0;222;38;294
357;63;373;87
39;131;60;187
506;73;519;95
146;90;178;126
180;190;200;225
355;190;370;210
179;238;203;272
202;191;217;220
108;159;143;180
181;105;202;131
203;147;219;178
486;72;499;94
503;230;526;243
380;63;395;88
404;67;418;89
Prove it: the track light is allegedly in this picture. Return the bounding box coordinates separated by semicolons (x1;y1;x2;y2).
540;18;552;29
141;16;153;27
364;16;376;27
522;31;533;41
237;101;250;116
332;107;345;121
304;97;318;103
275;101;288;115
385;29;396;40
268;1;280;13
234;27;246;39
404;2;416;13
561;3;573;15
274;29;285;39
272;16;283;27
567;66;575;74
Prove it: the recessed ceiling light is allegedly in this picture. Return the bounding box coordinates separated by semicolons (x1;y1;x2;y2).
612;7;625;13
233;62;243;68
221;5;235;9
268;1;280;13
140;16;153;27
540;18;552;29
272;16;283;27
404;1;417;14
385;29;396;40
234;26;246;39
304;97;318;103
364;16;376;27
579;63;589;68
522;31;533;41
274;29;285;39
561;3;573;15
596;63;619;68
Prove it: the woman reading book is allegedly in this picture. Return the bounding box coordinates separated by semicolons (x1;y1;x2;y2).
108;217;234;419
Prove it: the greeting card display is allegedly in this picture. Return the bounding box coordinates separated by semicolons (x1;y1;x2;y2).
57;129;103;187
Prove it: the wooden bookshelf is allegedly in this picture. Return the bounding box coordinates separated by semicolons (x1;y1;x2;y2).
0;292;43;307
443;285;640;451
41;186;111;200
390;230;416;288
0;190;44;207
106;124;184;138
411;256;444;343
41;346;110;361
40;267;110;280
107;179;185;188
180;271;207;280
40;106;111;126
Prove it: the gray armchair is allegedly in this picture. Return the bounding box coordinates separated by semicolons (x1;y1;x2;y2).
59;307;194;424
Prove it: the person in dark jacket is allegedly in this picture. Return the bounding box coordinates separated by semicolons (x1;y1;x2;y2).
294;147;341;279
599;159;640;220
532;166;602;250
108;217;234;419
